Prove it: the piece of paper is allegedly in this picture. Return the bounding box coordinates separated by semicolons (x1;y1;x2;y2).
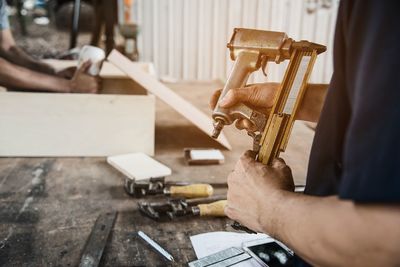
190;149;225;161
190;231;273;267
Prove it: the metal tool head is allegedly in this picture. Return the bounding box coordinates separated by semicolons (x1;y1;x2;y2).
138;198;189;221
138;202;163;221
124;177;166;197
138;195;227;221
292;40;326;54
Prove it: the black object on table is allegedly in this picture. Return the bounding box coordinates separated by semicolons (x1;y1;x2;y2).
78;211;117;267
69;0;81;49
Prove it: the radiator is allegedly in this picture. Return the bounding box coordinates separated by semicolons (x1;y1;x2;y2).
131;0;338;83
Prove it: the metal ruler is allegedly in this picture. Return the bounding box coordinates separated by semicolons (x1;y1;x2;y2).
189;247;251;267
79;211;118;267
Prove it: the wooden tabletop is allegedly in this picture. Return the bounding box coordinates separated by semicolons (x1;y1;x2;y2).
0;81;315;266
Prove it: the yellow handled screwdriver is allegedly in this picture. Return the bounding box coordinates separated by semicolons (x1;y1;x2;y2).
165;184;214;198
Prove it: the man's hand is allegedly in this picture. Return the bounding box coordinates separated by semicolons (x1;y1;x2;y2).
209;82;329;126
209;83;279;130
57;66;77;79
225;150;294;234
68;61;100;94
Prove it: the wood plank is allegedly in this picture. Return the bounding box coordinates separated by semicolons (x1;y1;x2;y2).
0;93;155;157
108;50;232;150
101;78;147;95
100;61;156;78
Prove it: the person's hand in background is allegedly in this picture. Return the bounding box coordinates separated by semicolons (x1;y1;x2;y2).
57;66;77;79
68;61;100;94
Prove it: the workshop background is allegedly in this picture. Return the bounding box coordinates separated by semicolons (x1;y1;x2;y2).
133;0;338;83
12;0;339;84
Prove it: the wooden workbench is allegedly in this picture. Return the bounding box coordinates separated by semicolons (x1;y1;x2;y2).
0;81;315;266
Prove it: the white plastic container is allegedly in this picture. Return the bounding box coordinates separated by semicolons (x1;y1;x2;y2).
78;45;106;76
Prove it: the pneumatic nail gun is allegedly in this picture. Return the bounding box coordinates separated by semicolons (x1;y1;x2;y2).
212;28;326;233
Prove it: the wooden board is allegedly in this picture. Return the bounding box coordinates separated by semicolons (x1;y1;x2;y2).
101;78;147;95
0;92;155;157
100;61;156;78
108;50;232;150
107;153;172;180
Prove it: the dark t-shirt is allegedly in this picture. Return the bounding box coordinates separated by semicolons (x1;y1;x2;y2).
297;1;400;266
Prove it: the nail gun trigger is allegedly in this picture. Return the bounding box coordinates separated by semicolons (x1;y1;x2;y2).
261;55;268;76
231;221;257;234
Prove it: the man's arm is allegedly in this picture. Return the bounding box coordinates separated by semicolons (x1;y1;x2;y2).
0;57;70;92
272;193;400;267
0;29;56;75
295;83;328;122
0;29;55;75
0;28;99;93
225;152;400;267
0;57;99;93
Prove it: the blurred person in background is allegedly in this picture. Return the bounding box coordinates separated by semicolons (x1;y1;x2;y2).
0;0;98;93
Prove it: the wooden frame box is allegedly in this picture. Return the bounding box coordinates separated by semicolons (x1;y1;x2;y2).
0;92;155;157
0;61;156;157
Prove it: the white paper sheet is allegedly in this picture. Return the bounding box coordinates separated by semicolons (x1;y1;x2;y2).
190;231;274;267
190;149;225;161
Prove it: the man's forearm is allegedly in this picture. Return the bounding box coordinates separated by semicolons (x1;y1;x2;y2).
263;192;400;267
0;57;70;92
0;46;55;75
1;28;55;75
296;83;329;123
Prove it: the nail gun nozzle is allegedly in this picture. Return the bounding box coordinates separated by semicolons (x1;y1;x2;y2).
212;120;224;139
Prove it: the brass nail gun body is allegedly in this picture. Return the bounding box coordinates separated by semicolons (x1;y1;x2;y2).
212;28;326;165
212;28;325;233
